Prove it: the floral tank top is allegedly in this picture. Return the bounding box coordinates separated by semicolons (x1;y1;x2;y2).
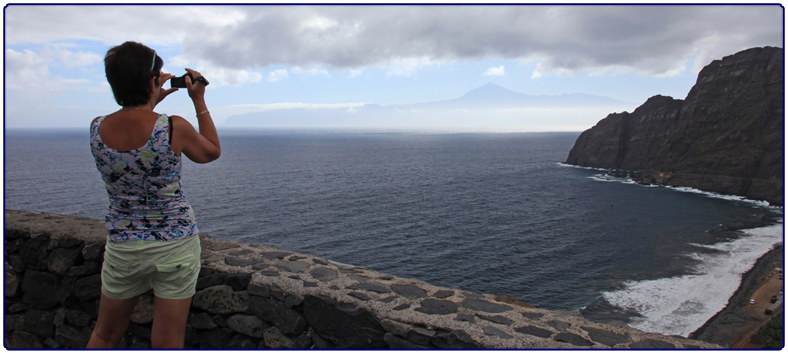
90;114;198;242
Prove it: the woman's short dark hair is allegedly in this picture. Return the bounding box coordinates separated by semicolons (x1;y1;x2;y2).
105;41;162;107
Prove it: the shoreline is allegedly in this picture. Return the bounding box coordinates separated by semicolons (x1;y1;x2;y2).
689;243;784;347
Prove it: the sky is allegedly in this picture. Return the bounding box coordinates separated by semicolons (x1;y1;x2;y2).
3;3;784;131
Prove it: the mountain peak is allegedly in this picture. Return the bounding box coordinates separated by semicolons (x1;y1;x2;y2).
460;82;522;100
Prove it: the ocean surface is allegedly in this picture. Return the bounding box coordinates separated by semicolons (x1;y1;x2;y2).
4;128;783;337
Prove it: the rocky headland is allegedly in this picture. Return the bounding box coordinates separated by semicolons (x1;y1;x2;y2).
565;46;784;205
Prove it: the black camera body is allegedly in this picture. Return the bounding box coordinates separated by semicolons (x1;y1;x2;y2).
170;73;209;88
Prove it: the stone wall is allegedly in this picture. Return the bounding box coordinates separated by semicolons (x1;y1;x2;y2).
4;209;720;349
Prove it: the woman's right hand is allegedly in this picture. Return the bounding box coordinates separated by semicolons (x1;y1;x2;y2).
184;68;206;101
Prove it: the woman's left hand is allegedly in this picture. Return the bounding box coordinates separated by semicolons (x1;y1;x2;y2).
154;73;179;107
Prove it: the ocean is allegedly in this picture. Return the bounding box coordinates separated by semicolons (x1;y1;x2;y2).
4;127;783;337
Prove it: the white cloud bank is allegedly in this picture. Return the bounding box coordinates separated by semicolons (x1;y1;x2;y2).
6;4;782;78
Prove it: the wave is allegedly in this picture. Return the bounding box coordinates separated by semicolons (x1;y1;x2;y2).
601;222;784;337
666;186;780;209
582;170;781;209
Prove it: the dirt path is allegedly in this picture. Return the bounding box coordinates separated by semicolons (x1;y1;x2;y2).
730;264;783;348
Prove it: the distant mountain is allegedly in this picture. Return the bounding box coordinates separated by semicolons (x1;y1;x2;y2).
565;46;784;205
398;83;631;110
222;83;633;129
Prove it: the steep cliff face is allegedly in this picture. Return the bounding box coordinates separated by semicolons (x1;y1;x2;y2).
566;47;784;205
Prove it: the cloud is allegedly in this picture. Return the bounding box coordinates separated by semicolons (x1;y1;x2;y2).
268;69;289;82
6;5;783;79
5;47;103;100
483;65;505;76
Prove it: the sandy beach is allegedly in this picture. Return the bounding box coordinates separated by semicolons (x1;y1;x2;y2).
690;244;784;347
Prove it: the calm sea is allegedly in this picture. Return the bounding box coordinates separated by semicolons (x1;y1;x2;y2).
4;128;783;337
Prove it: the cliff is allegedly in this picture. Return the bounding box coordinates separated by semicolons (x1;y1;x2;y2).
566;46;784;205
4;210;720;349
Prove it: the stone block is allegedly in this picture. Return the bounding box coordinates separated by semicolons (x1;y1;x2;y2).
461;298;512;313
81;242;104;262
21;270;59;308
56;276;77;306
302;295;386;348
8;255;26;273
7;302;29;314
46;246;83;275
391;284;428;299
226;333;258;348
223;273;253;291
274;260;310;273
196;274;224;290
66;261;101;277
188;312;217;330
192;285;249;314
554;332;594;347
310;267;338;281
74;274;102;302
130;296;153;324
198;327;232;348
263;326;296;349
514;325;553;338
294;333;313;348
247;283;271;297
380;318;412;338
582;326;631;346
629;339;676;349
5;262;20;297
8;331;42;349
415;299;458;315
347;282;391;294
284;293;304;308
65;309;93;327
55;325;91;348
23;309;55;337
483;326;513;339
226;314;269;338
248;296;307;334
431;330;481;349
409;327;437;345
19;237;51;270
384;332;429;349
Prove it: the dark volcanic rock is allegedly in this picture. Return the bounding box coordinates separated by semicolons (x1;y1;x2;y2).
566;46;784;205
302;295;386;348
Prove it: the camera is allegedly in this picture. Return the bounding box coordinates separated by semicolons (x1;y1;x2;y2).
170;73;209;88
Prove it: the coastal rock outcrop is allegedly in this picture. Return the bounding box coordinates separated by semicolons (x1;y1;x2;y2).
566;46;784;205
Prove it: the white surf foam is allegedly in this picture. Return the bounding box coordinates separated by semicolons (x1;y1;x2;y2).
602;222;784;337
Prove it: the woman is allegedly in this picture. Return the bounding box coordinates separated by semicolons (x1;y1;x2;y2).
87;41;220;348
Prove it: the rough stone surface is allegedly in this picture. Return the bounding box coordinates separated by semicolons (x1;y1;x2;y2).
193;285;249;314
515;325;554;339
461;298;512;313
74;274;101;302
263;326;295;348
4;209;724;350
226;314;268;338
391;284;428;299
303;295;387;348
248;296;307;334
347;282;391;294
415;299;459;315
630;338;677;349
22;270;59;308
583;326;631;346
310;267;338;281
555;332;594;347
